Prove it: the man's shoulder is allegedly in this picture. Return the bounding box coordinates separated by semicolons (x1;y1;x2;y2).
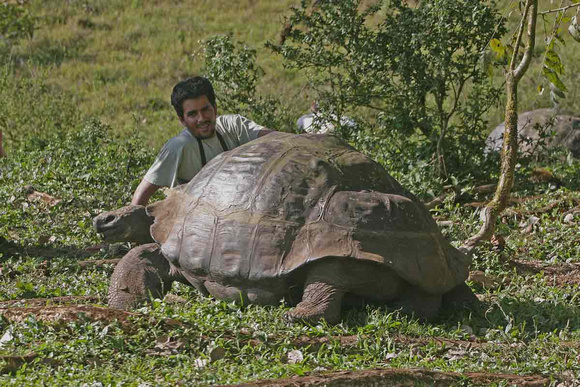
216;114;250;136
215;114;264;143
216;114;243;127
162;129;195;149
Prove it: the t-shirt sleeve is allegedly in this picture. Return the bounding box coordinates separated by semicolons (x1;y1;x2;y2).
143;140;183;188
219;114;265;145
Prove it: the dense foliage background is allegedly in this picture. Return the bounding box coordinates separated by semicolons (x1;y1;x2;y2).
1;0;580;385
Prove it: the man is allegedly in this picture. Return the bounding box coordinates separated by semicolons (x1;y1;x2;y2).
131;77;272;206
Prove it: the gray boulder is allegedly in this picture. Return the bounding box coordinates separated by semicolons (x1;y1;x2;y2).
485;109;580;158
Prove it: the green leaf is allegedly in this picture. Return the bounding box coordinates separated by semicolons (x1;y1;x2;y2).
542;66;568;92
554;32;566;46
489;38;505;57
550;84;566;99
544;49;565;74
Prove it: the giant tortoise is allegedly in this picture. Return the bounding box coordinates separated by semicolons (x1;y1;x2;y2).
94;132;472;324
485;109;580;158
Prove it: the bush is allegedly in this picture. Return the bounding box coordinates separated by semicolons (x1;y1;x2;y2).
268;0;507;192
202;34;295;133
0;119;155;246
0;2;35;43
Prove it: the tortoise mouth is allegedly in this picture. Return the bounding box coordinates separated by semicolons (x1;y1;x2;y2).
96;226;121;242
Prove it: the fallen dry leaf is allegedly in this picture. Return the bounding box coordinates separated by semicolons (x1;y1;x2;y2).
24;186;62;207
468;271;500;289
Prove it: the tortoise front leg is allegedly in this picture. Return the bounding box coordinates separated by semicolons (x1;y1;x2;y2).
286;261;346;325
108;243;178;310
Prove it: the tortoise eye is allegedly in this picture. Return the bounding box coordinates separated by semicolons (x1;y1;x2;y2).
104;214;116;224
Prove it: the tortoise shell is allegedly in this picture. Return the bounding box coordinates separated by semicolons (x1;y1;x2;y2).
149;132;469;294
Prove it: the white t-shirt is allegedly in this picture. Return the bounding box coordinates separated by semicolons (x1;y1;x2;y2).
296;113;356;134
144;114;264;188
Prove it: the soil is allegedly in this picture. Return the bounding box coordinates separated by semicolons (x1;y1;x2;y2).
0;305;137;327
227;368;550;386
508;259;580;287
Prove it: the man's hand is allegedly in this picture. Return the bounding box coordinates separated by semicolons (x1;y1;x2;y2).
131;179;161;206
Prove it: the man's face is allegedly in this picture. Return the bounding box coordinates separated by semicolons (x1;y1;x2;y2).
179;96;217;139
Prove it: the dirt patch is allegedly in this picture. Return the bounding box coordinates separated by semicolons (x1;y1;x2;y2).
0;305;138;327
0;305;185;332
509;260;580;286
227;368;550;386
0;353;62;374
0;295;103;308
276;333;484;354
468;261;580;288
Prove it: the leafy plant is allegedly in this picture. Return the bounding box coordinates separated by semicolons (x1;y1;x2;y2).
0;118;154;247
268;0;507;184
0;2;35;44
202;34;295;133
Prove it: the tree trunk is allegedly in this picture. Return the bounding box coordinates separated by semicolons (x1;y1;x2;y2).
461;0;537;253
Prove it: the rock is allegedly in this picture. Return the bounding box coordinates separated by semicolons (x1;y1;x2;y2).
485;109;580;158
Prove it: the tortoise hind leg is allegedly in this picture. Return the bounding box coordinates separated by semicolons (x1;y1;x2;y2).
287;260;346;325
287;280;345;325
393;286;442;320
109;243;185;310
287;259;405;324
441;282;479;310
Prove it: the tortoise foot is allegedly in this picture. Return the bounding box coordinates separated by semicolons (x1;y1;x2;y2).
108;243;174;310
287;281;344;325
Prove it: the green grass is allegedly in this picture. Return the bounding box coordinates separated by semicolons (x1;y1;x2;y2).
8;0;303;148
1;0;580;385
4;0;579;150
1;103;579;385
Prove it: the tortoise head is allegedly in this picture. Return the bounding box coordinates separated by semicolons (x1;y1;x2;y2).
94;186;188;245
93;205;155;244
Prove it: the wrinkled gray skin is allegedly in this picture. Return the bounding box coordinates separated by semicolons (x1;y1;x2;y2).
485;109;580;158
92;205;211;306
94;205;475;325
94;205;154;245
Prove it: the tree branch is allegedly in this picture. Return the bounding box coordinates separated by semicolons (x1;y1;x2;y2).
539;3;580;15
510;0;531;72
514;0;537;80
446;75;470;123
461;0;538;254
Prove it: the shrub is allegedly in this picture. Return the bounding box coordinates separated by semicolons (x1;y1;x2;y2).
0;119;154;246
268;0;507;192
202;34;295;133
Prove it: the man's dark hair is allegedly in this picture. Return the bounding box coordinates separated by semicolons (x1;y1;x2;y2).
171;77;217;118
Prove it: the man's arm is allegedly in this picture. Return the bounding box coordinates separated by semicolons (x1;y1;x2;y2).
131;179;161;206
257;128;273;137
